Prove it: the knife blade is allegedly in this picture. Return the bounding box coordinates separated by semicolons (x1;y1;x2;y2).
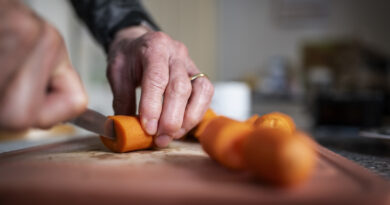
69;108;116;140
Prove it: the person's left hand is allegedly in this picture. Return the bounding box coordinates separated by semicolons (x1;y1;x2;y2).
107;26;214;148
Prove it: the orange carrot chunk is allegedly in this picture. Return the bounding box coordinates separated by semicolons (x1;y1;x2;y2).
254;112;295;134
243;127;316;187
199;116;253;170
245;114;259;125
194;109;218;139
100;116;153;153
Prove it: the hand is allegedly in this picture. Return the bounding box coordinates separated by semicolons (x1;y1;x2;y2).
107;26;214;147
0;0;87;131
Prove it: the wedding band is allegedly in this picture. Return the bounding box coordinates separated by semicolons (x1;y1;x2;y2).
190;73;207;81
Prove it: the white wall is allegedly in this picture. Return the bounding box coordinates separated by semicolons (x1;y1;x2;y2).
217;0;390;81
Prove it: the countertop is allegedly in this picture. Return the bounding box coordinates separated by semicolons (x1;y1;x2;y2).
313;127;390;180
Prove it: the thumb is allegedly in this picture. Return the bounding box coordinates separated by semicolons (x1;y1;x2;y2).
107;53;137;116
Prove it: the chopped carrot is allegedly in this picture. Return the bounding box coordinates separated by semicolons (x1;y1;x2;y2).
254;112;295;134
245;114;259;125
243;127;316;187
199;116;253;170
194;109;218;139
100;116;153;153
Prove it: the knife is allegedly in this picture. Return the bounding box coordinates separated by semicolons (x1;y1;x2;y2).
68;108;116;140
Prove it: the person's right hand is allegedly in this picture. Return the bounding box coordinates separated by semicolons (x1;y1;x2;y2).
0;0;87;131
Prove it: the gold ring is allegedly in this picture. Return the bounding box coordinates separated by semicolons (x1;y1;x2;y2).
190;73;207;81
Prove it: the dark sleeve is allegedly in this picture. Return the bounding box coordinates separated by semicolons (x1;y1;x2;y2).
69;0;159;52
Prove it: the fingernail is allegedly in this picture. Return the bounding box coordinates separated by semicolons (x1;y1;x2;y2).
155;135;171;148
143;118;157;135
173;128;186;139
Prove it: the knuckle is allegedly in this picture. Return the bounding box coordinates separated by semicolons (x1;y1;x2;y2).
142;42;168;60
176;42;188;55
199;79;214;98
69;92;88;115
150;31;170;43
145;70;169;92
168;78;192;97
43;24;62;48
11;12;39;34
142;45;162;59
6;13;41;47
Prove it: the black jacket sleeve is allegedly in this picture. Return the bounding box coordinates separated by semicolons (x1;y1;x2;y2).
69;0;159;52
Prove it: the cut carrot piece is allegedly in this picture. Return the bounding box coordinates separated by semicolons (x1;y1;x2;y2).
245;114;259;125
194;109;218;139
243;127;316;187
254;112;295;134
100;116;153;153
199;116;253;170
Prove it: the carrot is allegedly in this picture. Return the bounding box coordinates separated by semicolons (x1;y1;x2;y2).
245;114;259;125
243;127;316;187
254;112;295;134
194;109;218;139
100;116;153;153
199;116;253;170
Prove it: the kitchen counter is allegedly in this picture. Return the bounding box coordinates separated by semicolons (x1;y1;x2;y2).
313;127;390;180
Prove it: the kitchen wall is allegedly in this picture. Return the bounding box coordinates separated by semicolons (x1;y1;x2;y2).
23;0;390;116
217;0;390;81
142;0;217;80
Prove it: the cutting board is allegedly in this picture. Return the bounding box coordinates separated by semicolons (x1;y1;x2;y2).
0;136;388;205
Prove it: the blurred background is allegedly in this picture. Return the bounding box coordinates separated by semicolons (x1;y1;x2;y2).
1;0;389;168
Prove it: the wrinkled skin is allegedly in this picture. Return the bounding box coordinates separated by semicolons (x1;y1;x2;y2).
107;26;214;147
0;0;214;149
0;0;87;131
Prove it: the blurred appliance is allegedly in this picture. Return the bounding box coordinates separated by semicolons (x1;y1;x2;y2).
314;93;384;127
303;40;389;128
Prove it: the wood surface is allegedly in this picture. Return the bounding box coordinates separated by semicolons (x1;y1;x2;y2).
0;136;388;205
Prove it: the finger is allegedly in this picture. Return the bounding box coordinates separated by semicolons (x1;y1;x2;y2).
107;53;137;115
139;50;169;136
0;55;44;130
0;23;53;130
172;67;214;139
35;60;87;128
157;59;192;144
